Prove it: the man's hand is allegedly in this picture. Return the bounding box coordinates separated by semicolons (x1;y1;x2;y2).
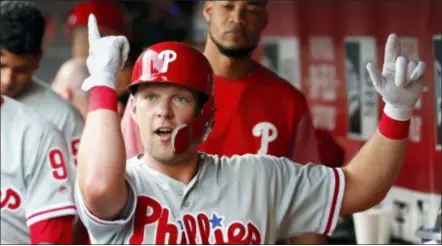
366;33;425;121
82;14;130;91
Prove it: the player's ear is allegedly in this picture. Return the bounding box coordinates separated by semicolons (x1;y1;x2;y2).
202;1;213;22
129;95;138;125
63;88;73;102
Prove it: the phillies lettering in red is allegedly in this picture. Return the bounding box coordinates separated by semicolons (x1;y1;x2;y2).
1;187;21;210
128;195;262;244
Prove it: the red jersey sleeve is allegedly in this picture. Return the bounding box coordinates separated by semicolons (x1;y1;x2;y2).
29;215;74;244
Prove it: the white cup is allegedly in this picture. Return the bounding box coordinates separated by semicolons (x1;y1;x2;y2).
353;208;394;244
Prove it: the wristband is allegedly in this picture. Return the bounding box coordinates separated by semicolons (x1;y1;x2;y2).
378;112;410;140
89;86;117;112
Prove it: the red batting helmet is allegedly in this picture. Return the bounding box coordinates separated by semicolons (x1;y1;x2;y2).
129;41;215;154
66;1;126;34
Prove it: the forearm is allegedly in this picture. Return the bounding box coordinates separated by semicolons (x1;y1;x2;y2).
77;87;127;219
341;116;409;214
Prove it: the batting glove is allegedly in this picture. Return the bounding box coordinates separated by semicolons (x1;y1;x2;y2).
366;33;425;121
82;14;130;91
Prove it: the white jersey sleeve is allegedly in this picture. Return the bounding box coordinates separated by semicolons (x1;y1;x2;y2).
24;121;77;226
19;79;84;183
61;109;83;184
265;157;345;238
74;169;137;244
1;96;77;233
59;102;84;168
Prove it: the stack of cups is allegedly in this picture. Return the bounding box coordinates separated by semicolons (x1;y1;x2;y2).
353;208;394;244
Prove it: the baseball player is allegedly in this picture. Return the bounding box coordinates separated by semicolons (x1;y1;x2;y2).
51;0;128;119
75;15;425;244
0;1;84;184
0;96;76;244
121;0;320;165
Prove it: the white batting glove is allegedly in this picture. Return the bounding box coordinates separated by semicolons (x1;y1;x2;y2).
82;14;130;91
366;33;426;121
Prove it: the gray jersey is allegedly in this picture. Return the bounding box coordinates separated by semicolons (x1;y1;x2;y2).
1;97;76;244
76;153;345;244
18;78;84;183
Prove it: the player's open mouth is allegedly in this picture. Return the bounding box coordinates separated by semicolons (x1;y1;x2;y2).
154;127;173;141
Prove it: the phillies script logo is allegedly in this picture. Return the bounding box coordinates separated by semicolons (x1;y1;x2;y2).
1;187;21;211
128;195;262;244
252;122;278;155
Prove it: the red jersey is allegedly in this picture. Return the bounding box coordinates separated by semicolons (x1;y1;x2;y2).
121;62;320;163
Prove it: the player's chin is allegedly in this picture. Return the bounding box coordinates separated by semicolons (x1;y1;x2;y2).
154;155;180;165
151;149;178;165
225;36;258;48
223;41;250;49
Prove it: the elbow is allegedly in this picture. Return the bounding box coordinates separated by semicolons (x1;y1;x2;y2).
80;174;122;220
78;159;121;210
366;188;391;209
341;168;393;214
359;182;393;211
348;189;391;214
81;178;111;205
362;195;387;212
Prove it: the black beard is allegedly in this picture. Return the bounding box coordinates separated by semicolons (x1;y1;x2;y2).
209;33;256;58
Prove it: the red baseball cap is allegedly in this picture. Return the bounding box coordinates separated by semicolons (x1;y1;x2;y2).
67;1;126;34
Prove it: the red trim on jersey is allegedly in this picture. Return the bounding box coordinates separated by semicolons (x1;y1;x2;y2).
27;205;77;221
29;215;74;244
323;168;340;235
0;96;4;106
378;113;410;139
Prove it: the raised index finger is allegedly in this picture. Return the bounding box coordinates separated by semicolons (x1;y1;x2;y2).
384;33;398;64
88;14;101;42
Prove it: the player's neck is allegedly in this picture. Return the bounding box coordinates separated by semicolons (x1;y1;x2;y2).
204;39;255;80
143;153;199;185
14;80;34;99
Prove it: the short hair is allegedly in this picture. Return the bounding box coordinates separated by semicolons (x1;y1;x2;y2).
0;1;46;54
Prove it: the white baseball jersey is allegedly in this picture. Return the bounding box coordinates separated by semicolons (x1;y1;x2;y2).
18;77;84;183
1;97;76;244
76;153;345;244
